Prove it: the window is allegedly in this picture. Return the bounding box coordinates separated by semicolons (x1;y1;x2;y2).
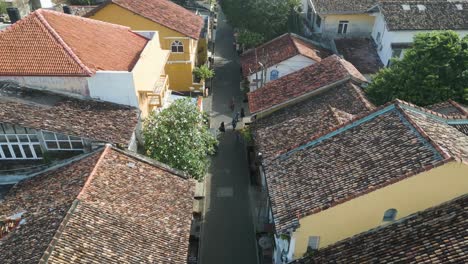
307;236;320;251
171;40;184;53
392;48;403;59
316;15;322;27
0;134;42;160
383;208;398;222
307;5;312;21
42;132;84;151
338;21;348;34
270;70;279;81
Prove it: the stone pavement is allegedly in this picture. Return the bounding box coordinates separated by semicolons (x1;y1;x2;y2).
199;9;259;264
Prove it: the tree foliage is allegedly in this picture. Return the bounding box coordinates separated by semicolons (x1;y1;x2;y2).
193;64;215;81
237;29;264;49
221;0;300;41
143;99;217;180
366;31;468;106
0;1;8;15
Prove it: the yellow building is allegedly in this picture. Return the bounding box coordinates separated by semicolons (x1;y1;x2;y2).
86;0;206;92
261;100;468;262
303;0;376;38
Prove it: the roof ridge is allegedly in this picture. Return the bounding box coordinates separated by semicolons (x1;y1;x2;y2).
396;99;467;120
109;145;191;180
349;83;375;110
270;99;454;162
35;10;94;76
241;33;292;57
448;99;468;116
394;104;451;160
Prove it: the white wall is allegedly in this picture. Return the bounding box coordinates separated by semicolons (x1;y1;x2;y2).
248;55;316;91
321;14;375;38
372;12;468;66
87;71;138;107
0;76;89;96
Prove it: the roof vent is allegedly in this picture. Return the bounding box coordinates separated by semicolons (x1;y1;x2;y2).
417;4;426;11
402;4;411;11
127;162;136;168
456;4;463;10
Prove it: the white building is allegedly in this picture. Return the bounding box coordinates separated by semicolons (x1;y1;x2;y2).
240;33;331;91
0;9;169;117
369;0;468;66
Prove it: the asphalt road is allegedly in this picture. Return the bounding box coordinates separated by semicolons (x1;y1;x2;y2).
199;9;259;264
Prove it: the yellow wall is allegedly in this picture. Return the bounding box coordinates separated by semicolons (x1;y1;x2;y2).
292;161;468;259
88;3;198;91
322;14;375;36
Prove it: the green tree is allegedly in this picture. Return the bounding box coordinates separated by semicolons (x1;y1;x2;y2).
143;98;217;180
193;64;215;81
221;0;300;40
0;1;8;15
366;31;468;106
237;29;264;49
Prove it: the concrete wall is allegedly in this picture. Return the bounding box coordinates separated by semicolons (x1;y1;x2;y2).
371;12;468;66
321;14;375;38
248;55;316;91
87;71;138;107
88;3;198;91
0;76;89;96
290;161;468;259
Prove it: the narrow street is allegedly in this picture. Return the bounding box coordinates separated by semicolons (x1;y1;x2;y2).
199;9;259;264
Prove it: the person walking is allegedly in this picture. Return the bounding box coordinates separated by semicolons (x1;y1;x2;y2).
240;108;245;118
229;97;235;112
235;112;240;123
231;118;237;130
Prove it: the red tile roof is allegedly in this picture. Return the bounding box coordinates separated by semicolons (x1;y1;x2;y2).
264;100;468;233
248;55;367;114
335;37;383;74
0;9;148;76
0;146;195;264
87;0;204;40
240;33;331;77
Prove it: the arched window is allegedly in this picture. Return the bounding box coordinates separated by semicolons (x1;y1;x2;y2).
382;208;397;222
270;70;279;81
171;40;184;53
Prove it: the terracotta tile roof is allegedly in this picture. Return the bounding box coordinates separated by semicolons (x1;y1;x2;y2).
427;100;468;117
264;101;468;233
0;9;148;76
0;146;195;264
0;82;139;146
335;38;383;74
312;0;377;14
87;0;204;39
248;55;367;114
291;194;468;264
252;81;373;160
378;0;468;31
240;33;331;77
0;152;102;264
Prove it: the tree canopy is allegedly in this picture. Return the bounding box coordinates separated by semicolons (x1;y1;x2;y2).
143;98;217;181
366;31;468;106
221;0;301;41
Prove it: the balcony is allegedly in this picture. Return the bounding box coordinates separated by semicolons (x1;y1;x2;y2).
138;75;170;117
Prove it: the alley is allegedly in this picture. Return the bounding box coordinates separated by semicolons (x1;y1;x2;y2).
199;9;259;264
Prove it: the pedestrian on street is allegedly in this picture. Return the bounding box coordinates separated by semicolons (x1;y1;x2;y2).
229;97;235;112
219;122;225;133
240;107;245;118
235;112;240;123
232;118;237;130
